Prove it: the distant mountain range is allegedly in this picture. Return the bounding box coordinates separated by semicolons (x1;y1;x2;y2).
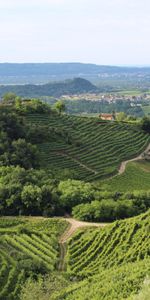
1;62;150;85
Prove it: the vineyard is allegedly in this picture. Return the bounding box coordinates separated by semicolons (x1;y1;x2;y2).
101;160;150;192
0;217;68;300
52;258;150;300
0;213;150;300
26;113;149;181
51;210;150;300
67;210;150;276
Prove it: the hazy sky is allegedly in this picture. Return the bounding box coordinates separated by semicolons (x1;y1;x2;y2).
0;0;150;65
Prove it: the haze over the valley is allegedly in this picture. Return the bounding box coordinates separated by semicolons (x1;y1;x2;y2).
0;0;150;66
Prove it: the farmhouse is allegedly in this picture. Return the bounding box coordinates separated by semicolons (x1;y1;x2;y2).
99;113;115;121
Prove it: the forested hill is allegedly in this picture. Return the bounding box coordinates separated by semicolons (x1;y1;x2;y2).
0;78;97;97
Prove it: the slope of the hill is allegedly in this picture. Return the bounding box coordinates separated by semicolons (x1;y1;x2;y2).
26;112;149;181
0;217;68;300
67;210;150;275
50;211;150;300
101;160;150;192
52;259;150;300
0;78;97;97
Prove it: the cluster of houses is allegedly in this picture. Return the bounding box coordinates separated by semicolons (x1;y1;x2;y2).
61;92;150;104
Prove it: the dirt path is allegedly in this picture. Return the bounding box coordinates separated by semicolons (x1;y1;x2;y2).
56;151;98;175
59;218;107;243
118;143;150;175
58;218;107;271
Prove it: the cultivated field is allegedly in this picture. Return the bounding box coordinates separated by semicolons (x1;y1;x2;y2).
26;113;149;181
51;210;150;300
0;217;67;299
101;160;150;192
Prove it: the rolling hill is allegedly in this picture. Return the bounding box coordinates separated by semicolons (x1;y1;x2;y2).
26;111;149;181
0;78;97;98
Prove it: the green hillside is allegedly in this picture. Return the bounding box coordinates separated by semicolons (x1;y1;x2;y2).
1;212;150;300
26;112;149;181
51;211;150;300
53;259;150;300
0;78;97;97
67;210;150;276
101;160;150;192
0;217;67;299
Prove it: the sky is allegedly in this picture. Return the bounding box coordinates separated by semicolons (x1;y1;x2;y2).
0;0;150;65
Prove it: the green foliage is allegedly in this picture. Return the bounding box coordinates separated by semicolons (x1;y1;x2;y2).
0;217;68;299
54;100;66;114
141;116;150;133
53;259;150;300
20;274;70;300
49;98;144;117
0;166;59;216
116;111;127;121
58;180;94;210
72;199;135;222
129;278;150;300
2;92;17;103
67;210;150;276
0;107;40;169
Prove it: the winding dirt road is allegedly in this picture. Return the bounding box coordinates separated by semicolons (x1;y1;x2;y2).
118;143;150;175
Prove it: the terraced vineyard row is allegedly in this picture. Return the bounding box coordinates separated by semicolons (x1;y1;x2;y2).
67;210;150;276
52;258;150;300
26;113;149;181
0;217;68;300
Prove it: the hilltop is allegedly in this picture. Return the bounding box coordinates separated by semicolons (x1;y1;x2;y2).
0;78;97;98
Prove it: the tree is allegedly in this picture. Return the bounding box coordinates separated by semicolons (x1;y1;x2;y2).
141;117;150;133
116;112;127;122
2;92;17;104
21;185;42;213
58;179;94;210
9;139;39;169
53;100;66;114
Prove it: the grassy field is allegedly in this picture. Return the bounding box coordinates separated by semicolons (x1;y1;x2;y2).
0;217;68;299
26;112;149;181
100;160;150;192
116;90;142;96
